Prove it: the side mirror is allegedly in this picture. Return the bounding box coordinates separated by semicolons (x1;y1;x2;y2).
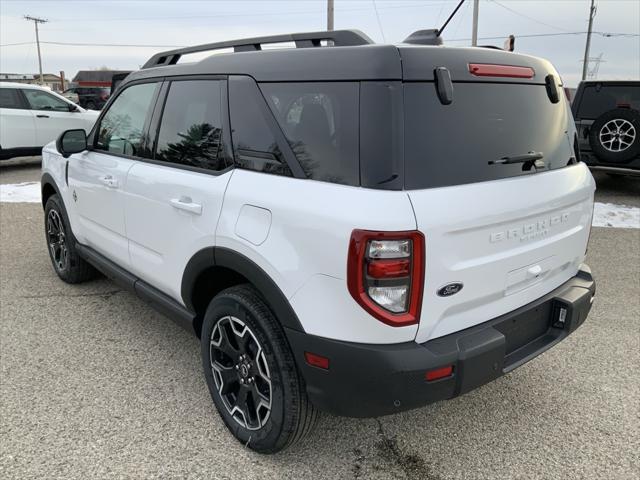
56;129;87;158
68;104;80;112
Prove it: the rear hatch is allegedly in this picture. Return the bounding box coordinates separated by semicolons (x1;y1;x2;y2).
399;46;595;343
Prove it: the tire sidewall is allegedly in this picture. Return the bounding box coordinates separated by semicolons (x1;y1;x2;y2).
200;290;293;452
589;108;640;163
44;194;72;277
44;194;83;281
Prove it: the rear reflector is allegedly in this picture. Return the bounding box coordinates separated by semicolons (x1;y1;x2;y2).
425;365;454;381
304;352;330;370
468;63;534;79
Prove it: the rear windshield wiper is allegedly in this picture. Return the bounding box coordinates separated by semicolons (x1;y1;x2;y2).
489;152;545;170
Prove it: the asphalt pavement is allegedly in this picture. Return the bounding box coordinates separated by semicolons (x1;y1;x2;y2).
1;160;638;479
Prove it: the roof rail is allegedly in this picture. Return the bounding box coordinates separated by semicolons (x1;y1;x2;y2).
141;29;374;69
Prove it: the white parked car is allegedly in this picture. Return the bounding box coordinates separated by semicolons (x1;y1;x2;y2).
0;82;99;160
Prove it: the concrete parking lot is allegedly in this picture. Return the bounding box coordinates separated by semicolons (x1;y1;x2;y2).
1;159;638;479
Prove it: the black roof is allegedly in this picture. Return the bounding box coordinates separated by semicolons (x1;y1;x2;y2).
578;80;639;85
125;29;558;86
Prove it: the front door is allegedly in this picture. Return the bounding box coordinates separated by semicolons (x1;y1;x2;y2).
124;79;233;302
68;81;160;267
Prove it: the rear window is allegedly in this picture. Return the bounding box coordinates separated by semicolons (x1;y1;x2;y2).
404;82;574;189
261;82;359;186
576;84;640;119
0;88;22;109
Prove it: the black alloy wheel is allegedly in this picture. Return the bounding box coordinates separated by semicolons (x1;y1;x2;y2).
209;315;272;430
46;208;68;272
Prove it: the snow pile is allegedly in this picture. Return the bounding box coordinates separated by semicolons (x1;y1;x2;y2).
592;202;640;229
0;182;41;203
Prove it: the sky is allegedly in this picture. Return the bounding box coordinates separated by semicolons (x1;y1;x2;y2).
0;0;638;87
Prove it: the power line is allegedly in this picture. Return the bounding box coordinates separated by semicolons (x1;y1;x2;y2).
372;0;387;43
1;41;186;48
1;31;637;49
446;30;639;41
488;0;572;32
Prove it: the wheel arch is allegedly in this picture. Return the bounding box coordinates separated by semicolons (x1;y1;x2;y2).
182;247;305;337
41;172;61;209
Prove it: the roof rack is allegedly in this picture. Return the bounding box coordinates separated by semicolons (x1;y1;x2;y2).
142;29;374;69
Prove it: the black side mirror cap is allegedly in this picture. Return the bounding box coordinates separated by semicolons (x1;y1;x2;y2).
68;104;80;112
56;129;87;158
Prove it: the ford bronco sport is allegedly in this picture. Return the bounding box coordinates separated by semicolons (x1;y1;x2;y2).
41;29;596;453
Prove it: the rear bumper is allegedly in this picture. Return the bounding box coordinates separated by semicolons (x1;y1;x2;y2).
286;265;595;418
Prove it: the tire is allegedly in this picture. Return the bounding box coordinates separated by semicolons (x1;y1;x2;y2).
588;108;640;163
44;194;96;283
201;285;318;453
85;101;96;110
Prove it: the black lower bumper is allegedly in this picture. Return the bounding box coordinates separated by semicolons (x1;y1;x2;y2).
286;265;595;418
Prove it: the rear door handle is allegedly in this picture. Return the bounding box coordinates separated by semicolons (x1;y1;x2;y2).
36;114;50;118
170;196;202;215
99;175;118;188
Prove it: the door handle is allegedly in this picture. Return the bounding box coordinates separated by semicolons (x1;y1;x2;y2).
170;196;202;215
36;114;50;118
99;175;118;188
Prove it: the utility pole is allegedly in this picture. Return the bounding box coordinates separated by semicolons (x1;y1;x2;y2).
581;0;597;81
327;0;334;31
471;0;479;46
24;15;48;85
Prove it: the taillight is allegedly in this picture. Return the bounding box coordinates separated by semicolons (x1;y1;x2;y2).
347;230;425;327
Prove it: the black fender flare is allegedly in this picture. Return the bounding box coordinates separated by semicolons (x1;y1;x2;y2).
41;172;62;209
181;247;305;332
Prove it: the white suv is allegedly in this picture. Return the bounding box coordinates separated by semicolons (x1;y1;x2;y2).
0;82;98;160
40;30;596;453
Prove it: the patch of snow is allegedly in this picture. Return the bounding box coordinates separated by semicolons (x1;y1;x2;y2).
0;182;41;203
592;202;640;229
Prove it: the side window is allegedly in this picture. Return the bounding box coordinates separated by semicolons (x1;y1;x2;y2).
228;76;292;177
0;88;23;109
261;82;359;186
22;89;70;112
155;80;226;171
96;82;158;157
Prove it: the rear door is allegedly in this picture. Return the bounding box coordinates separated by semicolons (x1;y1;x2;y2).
399;51;595;343
0;88;36;149
123;78;233;302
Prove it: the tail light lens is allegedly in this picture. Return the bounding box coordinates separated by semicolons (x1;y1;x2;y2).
347;230;425;327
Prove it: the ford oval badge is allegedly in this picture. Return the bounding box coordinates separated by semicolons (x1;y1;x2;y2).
437;282;463;297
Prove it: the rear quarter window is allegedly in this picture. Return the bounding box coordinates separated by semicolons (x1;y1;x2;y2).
261;82;359;186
